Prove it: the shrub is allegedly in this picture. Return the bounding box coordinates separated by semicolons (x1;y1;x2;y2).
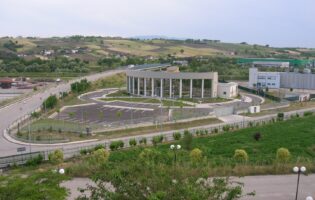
139;138;147;145
253;132;262;141
129;138;137;146
205;129;209;135
190;148;203;163
223;125;230;132
195;130;200;136
213;128;218;133
173;132;181;140
48;149;64;165
277;113;284;121
182;130;193;150
90;149;110;163
152;135;163;146
138;148;161;164
276;147;291;163
43;95;58;109
233;149;248;162
26;154;43;166
94;144;104;151
304;111;313;117
110;140;124;150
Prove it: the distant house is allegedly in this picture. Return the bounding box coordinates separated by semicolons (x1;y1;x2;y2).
0;78;14;89
173;60;188;66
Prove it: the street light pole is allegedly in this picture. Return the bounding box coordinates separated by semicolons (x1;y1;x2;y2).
293;166;306;200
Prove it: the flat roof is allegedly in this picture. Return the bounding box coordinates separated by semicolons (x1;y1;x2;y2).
131;63;171;71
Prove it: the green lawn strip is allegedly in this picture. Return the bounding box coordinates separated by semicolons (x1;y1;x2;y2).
180;97;230;103
97;117;221;139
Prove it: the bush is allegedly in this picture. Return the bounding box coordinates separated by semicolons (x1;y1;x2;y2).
90;149;110;164
139;138;147;145
182;130;193;150
276;147;291;163
129;138;137;146
190;148;203;163
253;132;262;141
173;132;181;140
138;148;161;164
304;111;313;117
233;149;248;162
223;125;230;132
48;150;64;165
213;128;218;133
110;140;124;150
277;113;284;121
26;154;44;166
152;135;163;146
94;144;104;151
43;95;58;109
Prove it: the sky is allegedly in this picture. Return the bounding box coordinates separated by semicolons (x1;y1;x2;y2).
0;0;314;48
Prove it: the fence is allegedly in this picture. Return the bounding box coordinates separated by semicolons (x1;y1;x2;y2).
2;107;315;169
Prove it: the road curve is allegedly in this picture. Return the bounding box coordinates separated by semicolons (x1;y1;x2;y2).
0;69;124;157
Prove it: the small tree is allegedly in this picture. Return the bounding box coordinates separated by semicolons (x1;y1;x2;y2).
90;149;110;164
253;132;262;141
182;130;193;150
129;138;137;146
277;113;284;121
276;147;290;163
48;149;64;165
43;95;58;109
139;138;147;145
190;148;203;163
233;149;248;162
173;132;181;140
152;135;163;146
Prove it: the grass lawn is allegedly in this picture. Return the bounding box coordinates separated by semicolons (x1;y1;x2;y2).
180;97;230;104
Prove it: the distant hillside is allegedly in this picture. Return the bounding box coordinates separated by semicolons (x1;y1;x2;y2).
1;36;314;62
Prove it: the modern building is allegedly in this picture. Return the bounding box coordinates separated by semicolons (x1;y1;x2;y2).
217;82;238;98
249;68;315;90
126;65;219;99
249;68;280;89
252;61;289;68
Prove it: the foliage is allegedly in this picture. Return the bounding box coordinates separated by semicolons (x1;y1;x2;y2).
233;149;248;162
277;113;284;121
190;148;203;163
276;148;291;163
304;111;313;117
25;154;44;166
129;138;137;146
182;130;193;150
253;132;262;141
90;149;110;164
152;135;164;146
0;172;68;200
48;149;64;165
31;111;40;118
43;95;58;109
71;79;91;93
173;132;181;140
139;137;147;145
109;140;124;150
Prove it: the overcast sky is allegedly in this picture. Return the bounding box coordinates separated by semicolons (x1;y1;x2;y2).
0;0;314;47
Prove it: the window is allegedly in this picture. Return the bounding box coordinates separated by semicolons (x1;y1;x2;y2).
268;76;276;80
272;83;275;86
258;76;265;79
223;92;226;95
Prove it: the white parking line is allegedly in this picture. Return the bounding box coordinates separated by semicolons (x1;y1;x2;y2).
102;105;155;111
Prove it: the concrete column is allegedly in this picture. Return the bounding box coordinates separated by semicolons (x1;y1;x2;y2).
128;76;131;93
179;79;182;98
144;78;147;96
151;78;154;97
190;79;193;98
201;79;204;98
137;77;140;95
132;77;135;94
169;79;172;98
160;78;163;98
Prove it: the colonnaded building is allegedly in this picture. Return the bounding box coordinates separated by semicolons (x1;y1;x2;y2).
126;64;238;99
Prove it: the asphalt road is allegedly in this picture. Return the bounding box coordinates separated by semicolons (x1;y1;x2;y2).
0;69;123;157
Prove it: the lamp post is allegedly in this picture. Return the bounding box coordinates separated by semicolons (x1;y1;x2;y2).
170;144;181;164
293;166;306;200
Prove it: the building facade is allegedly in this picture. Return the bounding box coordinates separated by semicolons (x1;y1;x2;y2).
249;68;315;90
249;68;280;89
126;70;218;99
217;82;238;98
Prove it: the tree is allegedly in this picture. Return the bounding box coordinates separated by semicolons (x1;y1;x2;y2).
233;149;248;162
276;147;290;163
43;95;58;109
190;148;203;163
180;49;184;54
173;132;181;140
182;130;193;150
90;149;110;164
129;138;137;146
48;149;64;165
